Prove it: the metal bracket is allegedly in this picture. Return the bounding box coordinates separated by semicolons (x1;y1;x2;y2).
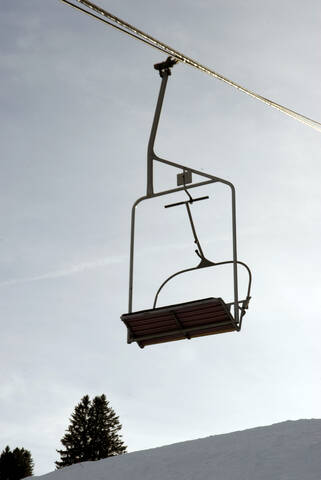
177;170;192;186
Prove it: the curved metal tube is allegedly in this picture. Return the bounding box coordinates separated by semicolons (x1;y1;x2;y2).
153;264;201;308
152;260;252;329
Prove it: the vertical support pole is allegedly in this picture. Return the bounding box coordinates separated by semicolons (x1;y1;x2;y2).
147;71;169;196
128;202;137;315
130;59;175;317
230;184;240;325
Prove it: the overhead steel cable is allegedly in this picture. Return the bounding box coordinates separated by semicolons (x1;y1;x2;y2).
61;0;321;133
60;0;171;52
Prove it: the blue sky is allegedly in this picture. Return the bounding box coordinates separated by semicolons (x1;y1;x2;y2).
1;0;321;475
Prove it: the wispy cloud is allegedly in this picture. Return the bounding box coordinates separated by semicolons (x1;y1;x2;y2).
0;255;126;288
0;237;227;289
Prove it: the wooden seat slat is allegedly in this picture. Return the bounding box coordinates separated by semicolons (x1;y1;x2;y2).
179;310;229;322
123;314;175;328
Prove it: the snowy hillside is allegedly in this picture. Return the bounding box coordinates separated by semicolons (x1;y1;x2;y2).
30;420;321;480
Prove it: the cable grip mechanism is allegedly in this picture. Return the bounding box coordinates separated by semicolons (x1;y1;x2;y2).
154;56;178;77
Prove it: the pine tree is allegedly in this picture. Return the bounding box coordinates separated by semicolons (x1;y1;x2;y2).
56;394;126;469
0;445;34;480
88;394;127;459
55;395;91;468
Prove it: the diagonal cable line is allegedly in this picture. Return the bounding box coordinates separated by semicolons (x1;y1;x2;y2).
61;0;321;133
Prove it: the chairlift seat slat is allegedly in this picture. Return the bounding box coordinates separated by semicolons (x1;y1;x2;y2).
121;297;238;348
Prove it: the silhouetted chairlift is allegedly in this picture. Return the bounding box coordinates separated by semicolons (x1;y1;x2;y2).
121;58;252;348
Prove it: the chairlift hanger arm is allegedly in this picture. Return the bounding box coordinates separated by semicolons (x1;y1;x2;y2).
60;0;321;133
147;61;173;196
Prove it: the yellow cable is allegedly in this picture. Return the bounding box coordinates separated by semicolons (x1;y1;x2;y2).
61;0;321;133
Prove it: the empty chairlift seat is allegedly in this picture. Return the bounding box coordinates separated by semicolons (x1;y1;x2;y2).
121;297;238;348
121;58;251;348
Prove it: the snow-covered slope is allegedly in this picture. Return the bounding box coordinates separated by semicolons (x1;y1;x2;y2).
31;420;321;480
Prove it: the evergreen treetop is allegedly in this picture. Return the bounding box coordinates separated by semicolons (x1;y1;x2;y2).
56;394;126;469
0;445;34;480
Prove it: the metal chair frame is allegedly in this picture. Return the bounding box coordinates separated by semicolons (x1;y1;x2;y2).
126;58;251;344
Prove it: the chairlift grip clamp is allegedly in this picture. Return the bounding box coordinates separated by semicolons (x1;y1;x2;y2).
154;56;178;77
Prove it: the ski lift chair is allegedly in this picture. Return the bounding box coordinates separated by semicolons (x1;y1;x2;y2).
121;58;252;348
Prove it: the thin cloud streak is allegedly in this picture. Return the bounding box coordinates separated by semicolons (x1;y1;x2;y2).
0;237;234;289
0;242;193;289
0;255;127;288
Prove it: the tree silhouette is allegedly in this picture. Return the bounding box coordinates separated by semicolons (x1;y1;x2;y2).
56;394;126;468
0;445;34;479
